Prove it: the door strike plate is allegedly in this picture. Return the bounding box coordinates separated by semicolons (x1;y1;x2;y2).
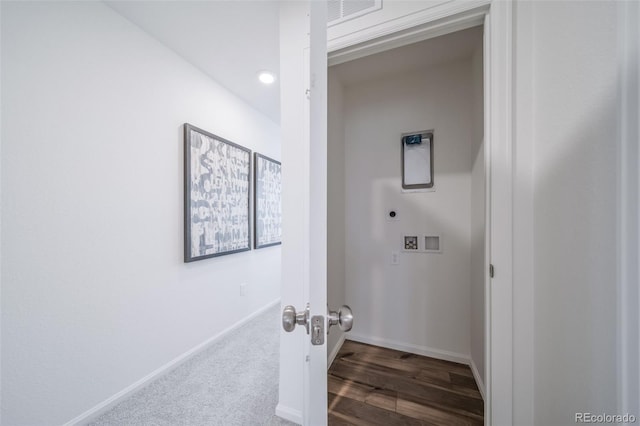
311;315;324;346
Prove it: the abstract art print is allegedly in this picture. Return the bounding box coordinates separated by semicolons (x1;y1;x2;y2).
254;153;282;249
184;123;251;262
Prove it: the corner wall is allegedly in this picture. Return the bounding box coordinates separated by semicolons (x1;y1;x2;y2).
327;71;346;362
1;2;281;424
469;38;485;391
530;2;619;423
343;59;475;361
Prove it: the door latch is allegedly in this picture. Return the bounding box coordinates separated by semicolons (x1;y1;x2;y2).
282;305;324;345
311;315;324;345
283;305;349;346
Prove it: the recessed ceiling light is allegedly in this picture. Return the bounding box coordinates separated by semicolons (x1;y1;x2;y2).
258;71;276;85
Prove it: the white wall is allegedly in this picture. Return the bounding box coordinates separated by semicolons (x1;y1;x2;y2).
527;2;619;423
512;2;535;423
342;58;475;361
469;38;485;391
1;2;281;425
327;71;346;362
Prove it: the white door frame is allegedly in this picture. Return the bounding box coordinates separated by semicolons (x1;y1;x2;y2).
326;2;514;424
617;0;640;418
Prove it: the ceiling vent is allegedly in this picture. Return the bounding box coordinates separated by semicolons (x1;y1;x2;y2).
328;0;382;27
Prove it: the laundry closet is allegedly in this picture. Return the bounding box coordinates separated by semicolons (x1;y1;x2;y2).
326;26;487;393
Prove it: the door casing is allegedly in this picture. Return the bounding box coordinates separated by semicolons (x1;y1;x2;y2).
323;2;514;425
278;1;516;424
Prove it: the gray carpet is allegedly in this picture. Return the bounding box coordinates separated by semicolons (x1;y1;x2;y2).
89;304;295;426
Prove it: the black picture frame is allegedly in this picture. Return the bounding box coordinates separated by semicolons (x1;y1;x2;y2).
254;152;282;249
184;123;251;262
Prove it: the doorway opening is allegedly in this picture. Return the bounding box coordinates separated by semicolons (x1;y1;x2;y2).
326;25;486;424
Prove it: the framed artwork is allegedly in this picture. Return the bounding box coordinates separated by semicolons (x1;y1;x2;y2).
184;123;251;262
254;153;282;249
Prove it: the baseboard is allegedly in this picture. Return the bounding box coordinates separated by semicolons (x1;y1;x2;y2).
346;333;470;365
64;298;281;426
469;356;486;400
328;333;346;369
275;403;303;425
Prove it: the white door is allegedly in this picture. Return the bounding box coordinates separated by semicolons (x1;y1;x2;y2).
278;1;332;425
304;0;329;424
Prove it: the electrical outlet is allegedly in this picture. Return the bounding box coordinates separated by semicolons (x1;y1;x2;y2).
391;250;399;265
240;283;247;296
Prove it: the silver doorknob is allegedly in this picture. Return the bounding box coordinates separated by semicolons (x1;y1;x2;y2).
328;305;353;332
282;304;310;333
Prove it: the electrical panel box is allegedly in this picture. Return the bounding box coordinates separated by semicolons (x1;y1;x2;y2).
401;130;434;190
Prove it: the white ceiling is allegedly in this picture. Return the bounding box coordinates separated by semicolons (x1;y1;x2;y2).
331;26;483;87
106;0;281;123
105;2;481;125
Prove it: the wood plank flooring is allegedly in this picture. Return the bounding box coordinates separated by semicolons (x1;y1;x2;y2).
328;340;484;426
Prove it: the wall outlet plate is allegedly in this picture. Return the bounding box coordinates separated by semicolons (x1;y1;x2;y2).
400;234;443;253
385;209;400;222
421;235;442;253
391;250;400;265
402;235;419;252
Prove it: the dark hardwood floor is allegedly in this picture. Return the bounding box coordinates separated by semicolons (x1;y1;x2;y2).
328;340;484;425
